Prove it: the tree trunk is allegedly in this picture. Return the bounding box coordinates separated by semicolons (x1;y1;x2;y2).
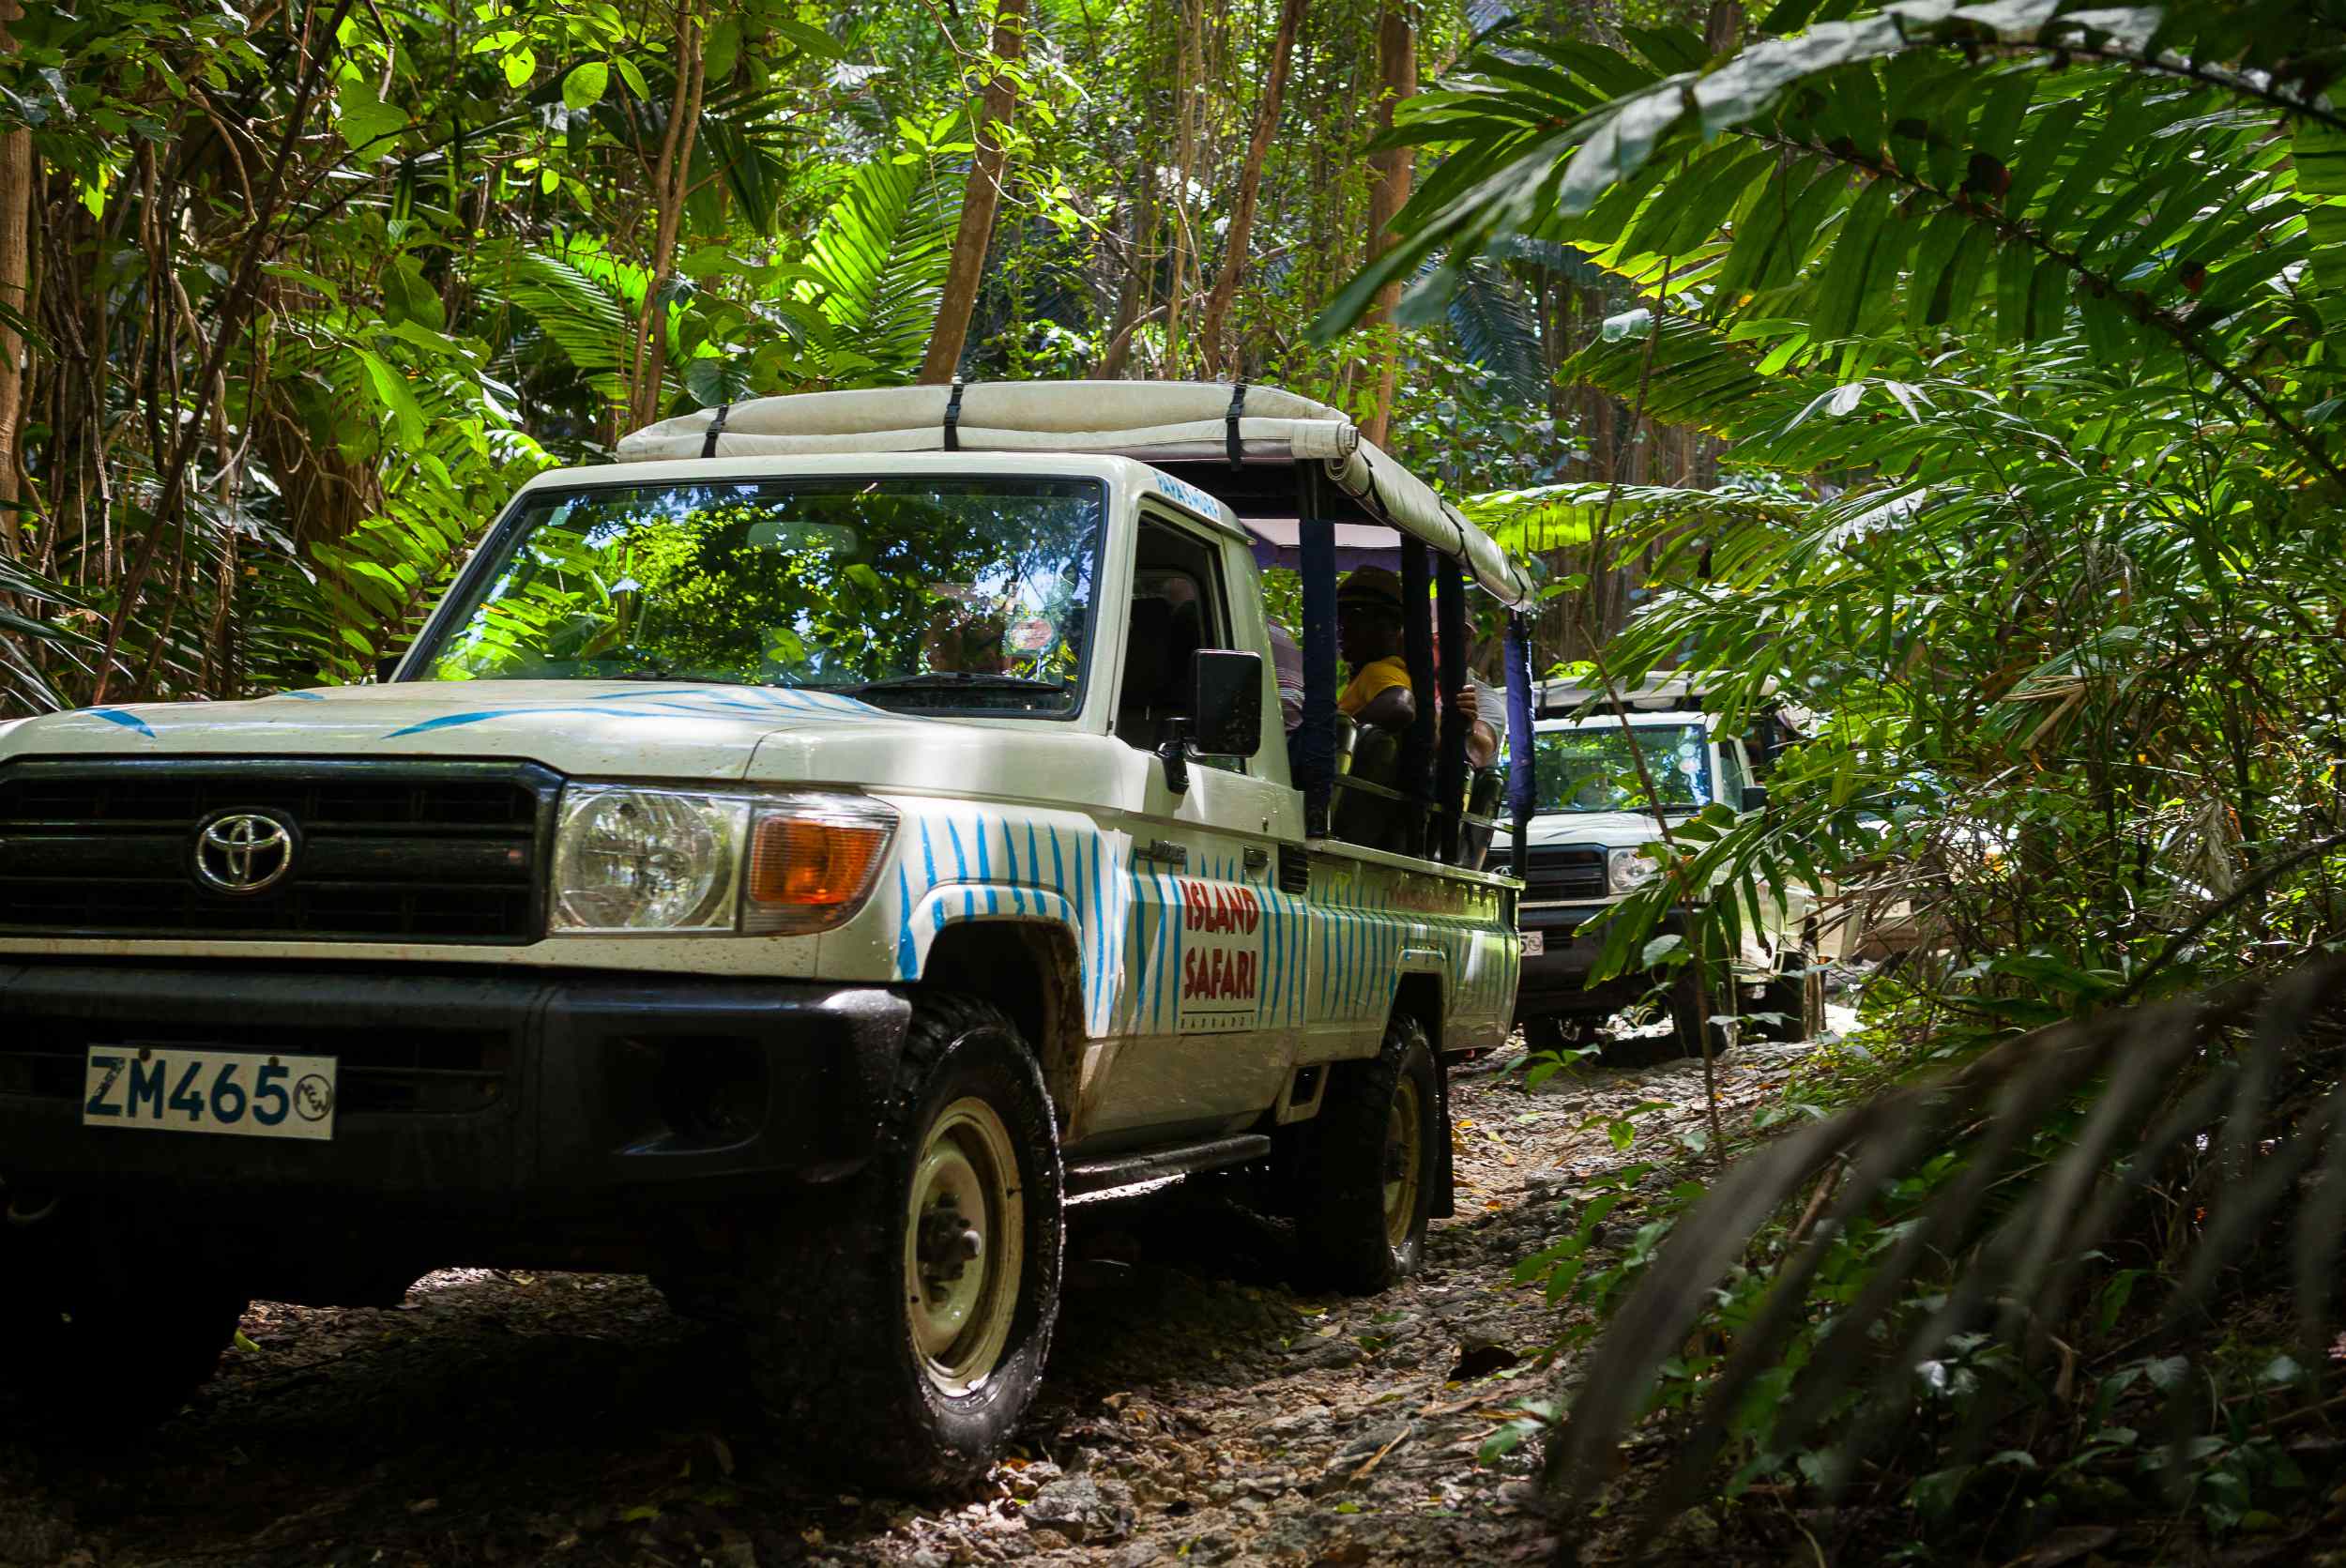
1360;3;1414;449
0;0;33;561
1703;0;1745;55
1094;183;1151;378
1197;0;1306;378
1160;0;1204;379
919;0;1029;385
625;0;708;433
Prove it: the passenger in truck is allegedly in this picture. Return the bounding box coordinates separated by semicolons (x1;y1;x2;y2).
1269;619;1304;733
1428;627;1501;769
1334;568;1414;730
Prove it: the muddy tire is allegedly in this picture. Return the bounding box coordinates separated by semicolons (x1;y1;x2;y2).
1667;961;1732;1061
0;1196;247;1430
1745;951;1824;1043
1293;1013;1441;1294
739;994;1063;1492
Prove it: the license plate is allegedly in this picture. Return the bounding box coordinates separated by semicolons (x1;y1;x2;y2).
83;1046;338;1141
1521;930;1545;957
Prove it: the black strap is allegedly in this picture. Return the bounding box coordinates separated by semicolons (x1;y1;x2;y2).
1225;379;1248;468
700;403;731;459
942;377;966;451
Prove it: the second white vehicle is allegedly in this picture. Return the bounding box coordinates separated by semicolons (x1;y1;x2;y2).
1495;677;1821;1056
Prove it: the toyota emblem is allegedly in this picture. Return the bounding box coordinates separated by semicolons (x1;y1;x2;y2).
192;810;297;894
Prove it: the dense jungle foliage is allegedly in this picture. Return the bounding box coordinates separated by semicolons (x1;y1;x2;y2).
8;0;2346;1558
0;0;1638;711
1330;2;2346;1558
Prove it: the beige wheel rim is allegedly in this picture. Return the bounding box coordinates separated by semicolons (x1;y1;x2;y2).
904;1096;1024;1396
1382;1077;1424;1250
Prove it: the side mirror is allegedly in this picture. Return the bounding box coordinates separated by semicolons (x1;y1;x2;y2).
1189;648;1263;758
1741;784;1770;813
374;654;404;683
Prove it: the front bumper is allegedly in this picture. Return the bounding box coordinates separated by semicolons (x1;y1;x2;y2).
1516;904;1683;1015
0;961;910;1208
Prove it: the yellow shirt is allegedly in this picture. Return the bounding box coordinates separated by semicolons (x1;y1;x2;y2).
1338;655;1411;716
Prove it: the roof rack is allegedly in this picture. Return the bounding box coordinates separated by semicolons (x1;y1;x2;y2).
617;380;1534;609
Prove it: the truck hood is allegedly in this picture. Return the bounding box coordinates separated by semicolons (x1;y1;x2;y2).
0;681;949;784
1524;810;1692;850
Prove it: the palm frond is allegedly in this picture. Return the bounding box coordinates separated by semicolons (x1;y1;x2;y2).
1320;4;2346;488
1442;256;1548;403
798;155;961;385
1546;955;2346;1555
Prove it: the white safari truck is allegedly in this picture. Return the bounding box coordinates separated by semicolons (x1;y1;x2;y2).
1495;677;1821;1057
0;382;1540;1486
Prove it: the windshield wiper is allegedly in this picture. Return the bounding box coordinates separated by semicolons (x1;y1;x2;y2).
845;672;1065;696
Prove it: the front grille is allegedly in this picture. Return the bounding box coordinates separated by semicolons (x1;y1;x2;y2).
1492;843;1607;904
0;1015;510;1116
0;759;559;943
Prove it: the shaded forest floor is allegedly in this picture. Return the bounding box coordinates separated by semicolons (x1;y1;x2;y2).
0;1049;1800;1568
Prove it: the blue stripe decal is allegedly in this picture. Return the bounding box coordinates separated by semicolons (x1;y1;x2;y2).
1004;822;1026;914
1087;834;1106;1019
894;865;917;978
86;708;156;738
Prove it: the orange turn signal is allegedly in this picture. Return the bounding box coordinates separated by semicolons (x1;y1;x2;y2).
746;814;890;922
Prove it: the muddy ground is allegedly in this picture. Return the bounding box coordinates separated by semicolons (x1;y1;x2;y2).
0;1044;1805;1568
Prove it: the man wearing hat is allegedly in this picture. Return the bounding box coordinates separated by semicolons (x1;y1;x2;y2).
1335;567;1496;756
1335;567;1416;728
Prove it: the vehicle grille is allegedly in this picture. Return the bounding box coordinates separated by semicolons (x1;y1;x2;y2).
0;1016;510;1116
1490;843;1607;904
0;759;559;943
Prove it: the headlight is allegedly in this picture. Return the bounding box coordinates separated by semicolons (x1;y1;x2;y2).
1607;846;1657;893
552;785;895;936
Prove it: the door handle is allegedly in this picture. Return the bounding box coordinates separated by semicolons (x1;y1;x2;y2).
1140;838;1188;867
1243;846;1270;873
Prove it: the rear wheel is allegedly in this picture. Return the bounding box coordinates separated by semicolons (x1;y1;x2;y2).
1292;1013;1441;1294
0;1195;248;1430
736;995;1063;1491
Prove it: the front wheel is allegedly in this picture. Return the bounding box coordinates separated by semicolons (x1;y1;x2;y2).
0;1195;248;1431
1293;1013;1441;1294
739;995;1063;1492
1668;960;1733;1061
1745;951;1824;1043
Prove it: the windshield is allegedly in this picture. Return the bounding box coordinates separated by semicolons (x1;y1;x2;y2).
411;477;1104;714
1533;723;1714;814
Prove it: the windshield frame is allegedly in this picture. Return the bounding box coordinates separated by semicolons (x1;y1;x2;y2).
1530;719;1716;815
394;470;1113;723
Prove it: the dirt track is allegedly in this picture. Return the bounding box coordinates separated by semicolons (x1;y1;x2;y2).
0;1049;1794;1567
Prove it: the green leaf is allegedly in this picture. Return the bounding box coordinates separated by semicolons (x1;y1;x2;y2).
771;19;849;60
379;258;446;334
613;55;650;99
2293;116;2346;314
562;61;608;112
703;17;741;84
1808;175;1893;341
261;262;340;306
334;77;406;162
502;48;536;90
355;349;426;447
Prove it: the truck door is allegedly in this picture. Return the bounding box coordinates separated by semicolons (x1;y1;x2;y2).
1086;507;1294;1137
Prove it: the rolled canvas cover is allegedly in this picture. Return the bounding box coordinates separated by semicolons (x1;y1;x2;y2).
616;382;1535;607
